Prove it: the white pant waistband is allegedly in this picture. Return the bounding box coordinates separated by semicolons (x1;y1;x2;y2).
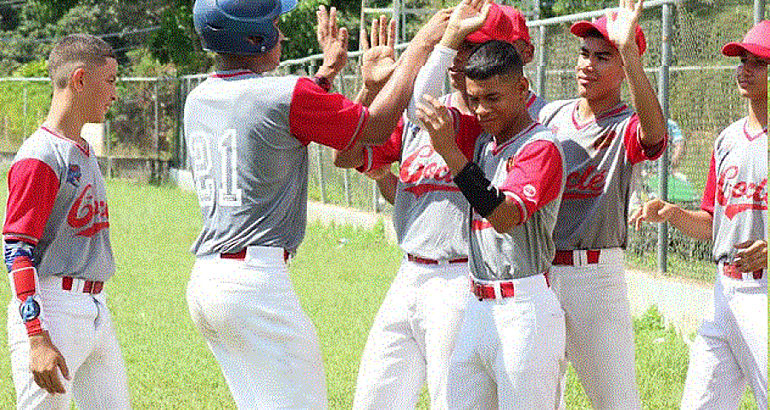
471;273;549;300
199;245;288;267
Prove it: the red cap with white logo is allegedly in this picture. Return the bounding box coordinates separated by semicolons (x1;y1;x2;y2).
721;20;770;60
570;14;647;55
466;3;531;46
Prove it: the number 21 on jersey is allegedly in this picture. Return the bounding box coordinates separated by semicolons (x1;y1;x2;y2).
190;129;243;208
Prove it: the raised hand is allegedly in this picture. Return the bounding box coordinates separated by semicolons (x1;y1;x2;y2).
605;0;643;53
416;94;456;156
441;0;492;49
411;8;452;48
360;16;397;90
317;5;349;77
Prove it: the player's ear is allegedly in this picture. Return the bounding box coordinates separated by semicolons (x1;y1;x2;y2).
518;75;529;95
70;67;87;92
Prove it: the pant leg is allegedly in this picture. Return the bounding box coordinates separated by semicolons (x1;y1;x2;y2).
724;279;767;408
186;257;327;409
680;328;745;409
352;261;426;410
71;294;131;410
445;299;496;410
420;265;470;410
493;284;565;410
551;260;641;410
8;287;97;410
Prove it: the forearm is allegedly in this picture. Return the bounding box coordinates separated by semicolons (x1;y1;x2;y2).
667;207;713;241
333;141;366;168
375;172;398;204
620;46;667;147
5;239;46;336
406;45;457;123
354;86;379;106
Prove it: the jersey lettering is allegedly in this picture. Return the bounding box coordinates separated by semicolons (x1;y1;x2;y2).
716;165;768;219
218;129;243;206
190;132;215;207
564;165;607;199
67;184;110;237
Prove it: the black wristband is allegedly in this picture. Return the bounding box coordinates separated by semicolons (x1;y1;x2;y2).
453;162;505;218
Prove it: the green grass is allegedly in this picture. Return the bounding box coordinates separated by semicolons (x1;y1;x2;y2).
0;181;760;408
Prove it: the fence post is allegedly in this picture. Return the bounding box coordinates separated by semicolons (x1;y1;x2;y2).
154;80;160;183
656;2;673;273
317;144;327;203
22;86;28;138
105;119;112;179
536;25;547;98
755;0;765;23
372;179;379;212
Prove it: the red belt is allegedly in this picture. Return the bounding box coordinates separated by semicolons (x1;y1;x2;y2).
722;264;764;280
553;250;601;266
407;254;468;265
221;249;291;262
471;280;516;300
61;277;103;294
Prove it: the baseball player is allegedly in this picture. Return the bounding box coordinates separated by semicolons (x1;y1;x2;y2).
417;36;566;408
537;1;668;408
631;20;768;409
183;0;452;407
334;4;545;409
353;3;546;204
3;34;130;409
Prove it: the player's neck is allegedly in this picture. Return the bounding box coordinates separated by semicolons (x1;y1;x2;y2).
496;112;533;145
747;97;767;131
579;94;622;121
44;93;88;146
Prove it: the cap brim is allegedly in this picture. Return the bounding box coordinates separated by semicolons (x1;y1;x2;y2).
570;21;605;39
721;42;770;60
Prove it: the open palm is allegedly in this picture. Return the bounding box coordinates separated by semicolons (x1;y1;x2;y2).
360;17;397;89
605;0;643;51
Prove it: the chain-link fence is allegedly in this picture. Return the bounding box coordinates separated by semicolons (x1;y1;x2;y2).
0;76;180;182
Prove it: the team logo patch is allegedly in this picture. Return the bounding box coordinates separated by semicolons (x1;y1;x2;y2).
523;184;537;198
66;164;81;187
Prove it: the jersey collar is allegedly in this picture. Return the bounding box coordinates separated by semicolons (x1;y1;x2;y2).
743;118;767;141
211;70;257;79
571;100;628;130
40;126;90;156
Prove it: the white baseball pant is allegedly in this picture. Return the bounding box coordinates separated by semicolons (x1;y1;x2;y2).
446;274;565;409
186;245;327;409
352;257;470;409
7;277;130;410
680;267;767;409
549;248;641;410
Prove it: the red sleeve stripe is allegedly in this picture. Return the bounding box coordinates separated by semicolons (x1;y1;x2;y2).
4;158;60;241
342;108;369;152
700;151;717;215
357;146;375;173
505;192;529;225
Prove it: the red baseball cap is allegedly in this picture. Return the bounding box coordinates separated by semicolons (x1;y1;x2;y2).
721;20;770;60
570;15;647;55
466;3;531;46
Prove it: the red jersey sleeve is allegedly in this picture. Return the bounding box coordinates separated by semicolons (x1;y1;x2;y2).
450;108;483;161
358;117;404;172
624;114;667;164
289;77;369;151
499;140;564;224
3;159;60;243
700;150;717;215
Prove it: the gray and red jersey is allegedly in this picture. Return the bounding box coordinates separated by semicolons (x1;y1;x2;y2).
358;92;546;260
3;127;114;281
539;99;665;250
700;118;767;263
469;122;565;281
184;70;367;256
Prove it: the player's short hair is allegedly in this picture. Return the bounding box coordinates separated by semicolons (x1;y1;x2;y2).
48;34;115;89
464;40;524;81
